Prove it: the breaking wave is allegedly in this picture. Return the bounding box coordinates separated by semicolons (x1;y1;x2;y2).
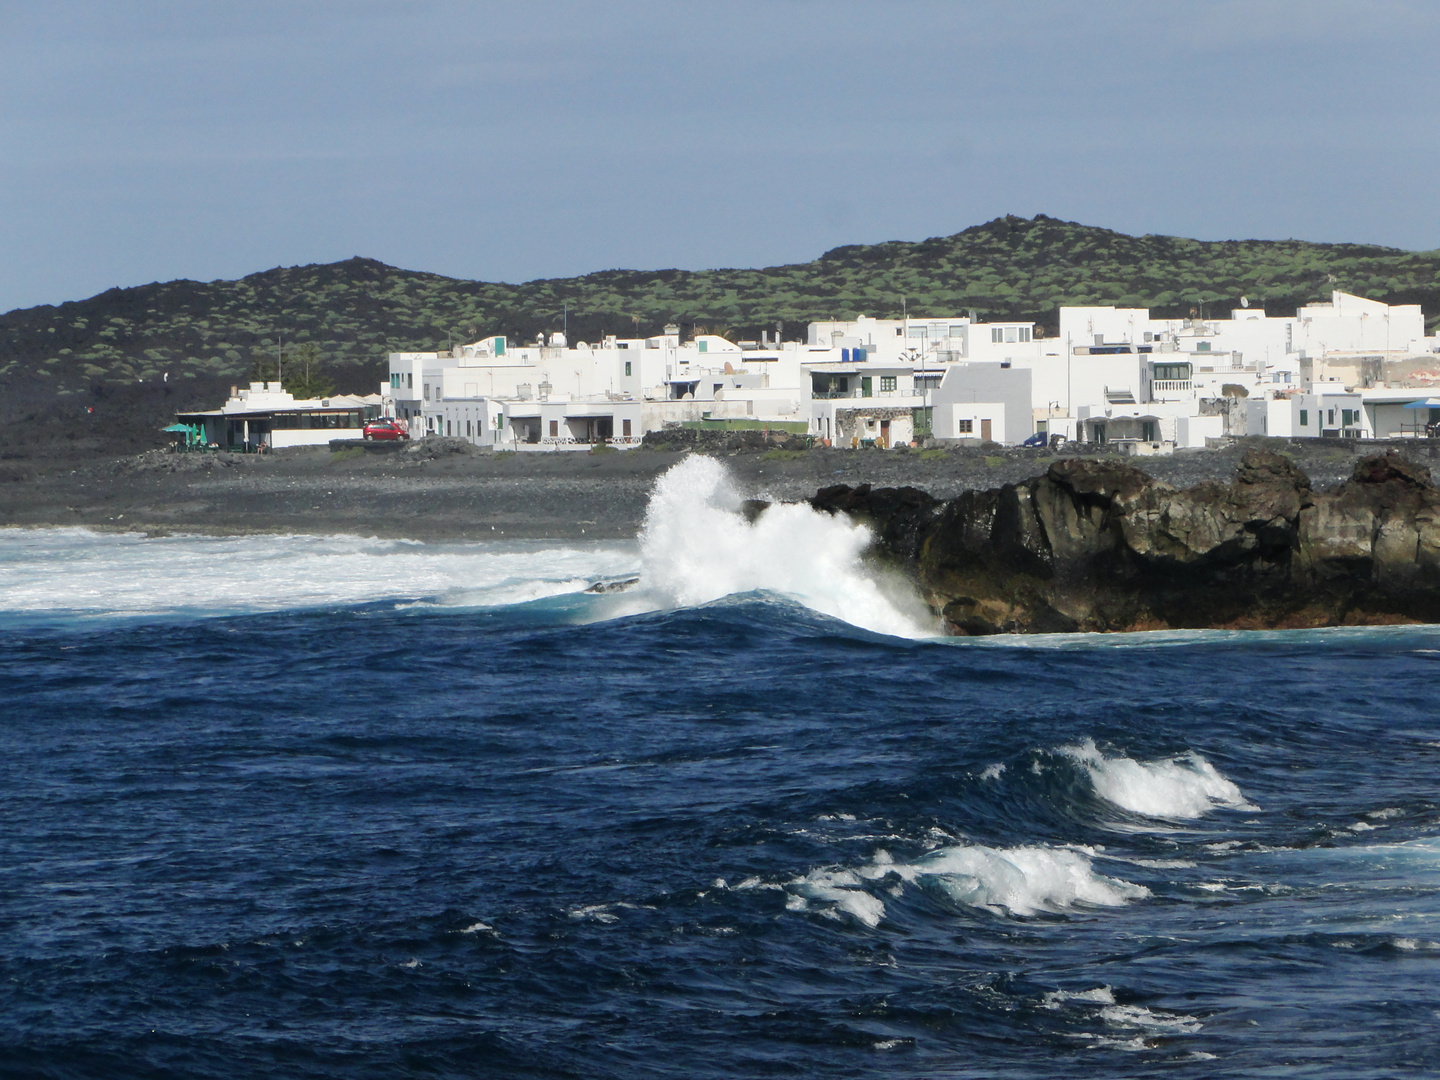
1063;739;1258;819
785;843;1150;924
624;455;936;639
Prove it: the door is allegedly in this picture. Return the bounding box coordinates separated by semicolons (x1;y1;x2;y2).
879;419;890;449
861;376;872;397
980;418;992;442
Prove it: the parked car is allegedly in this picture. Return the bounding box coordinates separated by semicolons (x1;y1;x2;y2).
1021;432;1047;447
363;418;409;441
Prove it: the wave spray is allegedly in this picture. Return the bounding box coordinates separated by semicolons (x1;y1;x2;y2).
632;456;935;638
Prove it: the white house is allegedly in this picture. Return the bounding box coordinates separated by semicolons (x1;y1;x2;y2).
177;382;384;450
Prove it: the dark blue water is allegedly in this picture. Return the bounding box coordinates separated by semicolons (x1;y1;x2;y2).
4;596;1440;1078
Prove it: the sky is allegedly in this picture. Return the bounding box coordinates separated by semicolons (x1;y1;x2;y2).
3;0;1440;313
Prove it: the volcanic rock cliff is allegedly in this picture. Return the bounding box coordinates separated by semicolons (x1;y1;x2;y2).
810;450;1440;634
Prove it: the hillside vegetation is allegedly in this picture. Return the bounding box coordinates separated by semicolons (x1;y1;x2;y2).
4;214;1440;459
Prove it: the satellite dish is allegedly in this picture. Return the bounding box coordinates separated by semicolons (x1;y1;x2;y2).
1240;296;1250;308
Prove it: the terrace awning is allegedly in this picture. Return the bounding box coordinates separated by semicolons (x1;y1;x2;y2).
1401;399;1440;409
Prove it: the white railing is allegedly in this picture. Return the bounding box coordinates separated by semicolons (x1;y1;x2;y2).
1151;380;1192;393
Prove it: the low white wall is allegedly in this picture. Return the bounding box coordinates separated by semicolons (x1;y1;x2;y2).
272;430;363;448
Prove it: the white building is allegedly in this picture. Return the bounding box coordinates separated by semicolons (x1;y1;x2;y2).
177;382;384;450
384;329;816;451
375;291;1437;453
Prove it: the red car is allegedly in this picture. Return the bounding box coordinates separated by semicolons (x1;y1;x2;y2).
363;418;410;441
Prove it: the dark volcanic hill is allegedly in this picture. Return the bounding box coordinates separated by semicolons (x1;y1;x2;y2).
5;214;1440;460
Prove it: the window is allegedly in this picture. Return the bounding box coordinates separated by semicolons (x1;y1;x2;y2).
1328;409;1335;425
1005;327;1018;343
466;420;472;437
1018;327;1032;342
549;420;558;437
407;373;413;388
446;420;452;436
958;419;973;434
908;326;927;338
880;375;897;392
1300;409;1308;426
1197;341;1211;352
617;342;629;350
624;361;632;376
991;328;1004;343
1342;409;1358;427
949;325;965;337
1153;363;1191;382
424;384;430;401
622;418;632;437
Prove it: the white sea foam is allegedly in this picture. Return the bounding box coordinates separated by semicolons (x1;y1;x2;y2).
888;844;1151;917
788;868;887;927
1062;739;1257;819
0;527;637;623
1043;986;1116;1008
787;843;1148;924
1393;937;1440;951
1098;1004;1202;1034
1047;987;1203;1050
623;456;936;639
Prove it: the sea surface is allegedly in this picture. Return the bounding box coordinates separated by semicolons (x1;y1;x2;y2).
3;458;1440;1078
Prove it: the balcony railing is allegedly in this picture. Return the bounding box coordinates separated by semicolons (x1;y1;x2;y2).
1151;380;1192;393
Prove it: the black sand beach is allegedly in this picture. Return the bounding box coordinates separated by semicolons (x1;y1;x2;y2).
0;438;1422;542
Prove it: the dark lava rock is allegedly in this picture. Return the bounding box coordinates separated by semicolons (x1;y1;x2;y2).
811;448;1440;635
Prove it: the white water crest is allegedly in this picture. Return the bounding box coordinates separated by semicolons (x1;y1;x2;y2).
0;527;637;623
627;455;935;639
1063;739;1258;819
787;843;1149;924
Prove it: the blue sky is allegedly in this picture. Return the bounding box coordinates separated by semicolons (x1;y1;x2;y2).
3;0;1438;312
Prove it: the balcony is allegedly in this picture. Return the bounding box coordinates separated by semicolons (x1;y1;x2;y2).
1151;380;1192;393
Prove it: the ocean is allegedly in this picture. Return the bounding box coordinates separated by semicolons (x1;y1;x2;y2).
2;457;1439;1078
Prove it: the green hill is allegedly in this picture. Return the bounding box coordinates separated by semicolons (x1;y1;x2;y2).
5;213;1440;459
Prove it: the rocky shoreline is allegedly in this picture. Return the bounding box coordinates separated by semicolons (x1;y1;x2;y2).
809;449;1440;635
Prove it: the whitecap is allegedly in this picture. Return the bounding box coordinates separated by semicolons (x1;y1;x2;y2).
890;844;1151;917
1043;986;1116;1008
1099;1004;1202;1035
787;868;887;927
1062;739;1258;819
787;843;1148;924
